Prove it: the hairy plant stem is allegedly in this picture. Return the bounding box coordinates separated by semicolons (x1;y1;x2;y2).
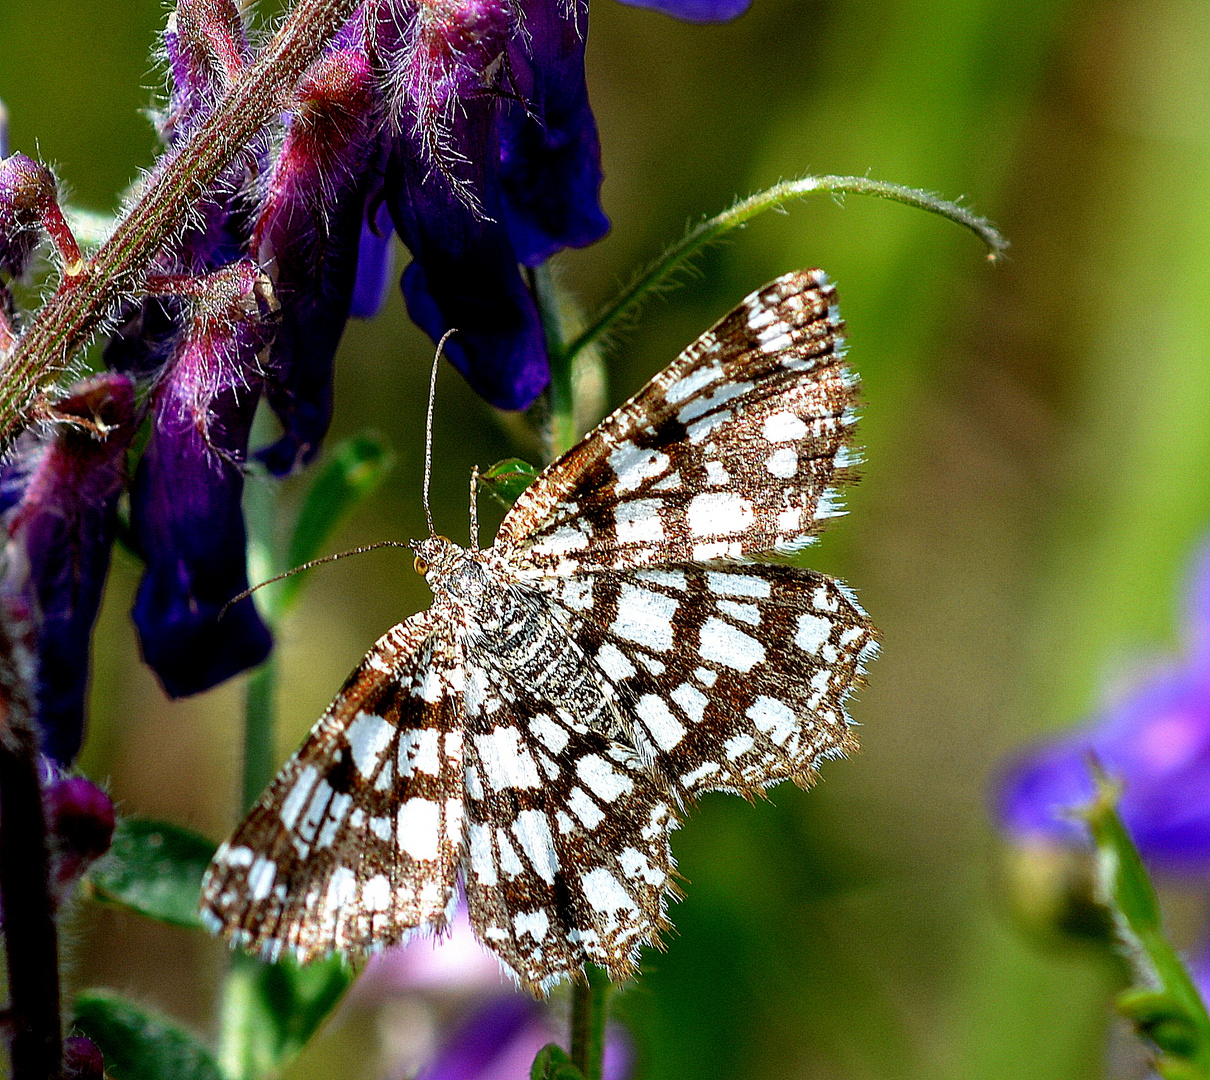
570;967;612;1080
530;263;578;459
0;618;60;1080
0;0;363;458
564;174;1008;368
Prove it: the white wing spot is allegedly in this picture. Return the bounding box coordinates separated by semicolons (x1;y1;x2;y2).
397;798;441;860
764;412;807;441
706;571;771;598
611;585;676;652
512;809;558;883
699;617;765;672
746;696;798;746
688;492;754;537
765;447;798;478
568;786;605;829
576;754;634;802
795;613;831;654
615;499;665;544
345;712;393;779
399;728;441;777
474;728;541;790
581;868;638;914
609;442;670;492
279;766;318;832
671;682;707;724
719;599;760;625
636;693;687;750
515;909;551;940
664;362;724;404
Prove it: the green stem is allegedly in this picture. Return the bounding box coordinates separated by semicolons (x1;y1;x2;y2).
564;174;1007;368
569;967;612;1080
242;657;278;814
529;263;577;458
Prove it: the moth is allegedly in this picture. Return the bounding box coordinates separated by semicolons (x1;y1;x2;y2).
201;269;878;995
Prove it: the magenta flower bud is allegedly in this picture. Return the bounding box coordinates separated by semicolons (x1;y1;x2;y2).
44;776;115;904
0;152;55;279
0;374;138;764
61;1037;105;1080
253;45;382;473
162;0;251;141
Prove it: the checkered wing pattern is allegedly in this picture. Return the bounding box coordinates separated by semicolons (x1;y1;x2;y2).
460;657;675;994
201;268;877;995
200;612;466;963
496;270;856;574
543;564;876;800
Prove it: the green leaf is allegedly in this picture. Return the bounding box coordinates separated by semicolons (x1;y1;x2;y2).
479;457;540;507
1082;766;1210;1077
220;953;354;1080
259;431;394;618
85;819;216;929
72;990;222;1080
531;1043;585;1080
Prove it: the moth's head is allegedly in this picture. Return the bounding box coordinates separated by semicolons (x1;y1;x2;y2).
410;535;463;583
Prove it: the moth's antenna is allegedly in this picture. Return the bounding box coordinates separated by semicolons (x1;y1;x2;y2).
218;541;412;621
423;329;457;537
469;464;480;550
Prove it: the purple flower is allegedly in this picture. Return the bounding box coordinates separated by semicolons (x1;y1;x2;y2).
253;43;382;475
997;539;1210;876
61;1036;105;1080
498;0;609;265
417;997;632;1080
0;374;138;764
611;0;751;21
350;196;396;320
128;265;274;698
376;0;553;411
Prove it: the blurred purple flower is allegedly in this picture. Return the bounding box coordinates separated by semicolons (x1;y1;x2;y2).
0;375;138;765
418;997;632;1080
355;903;506;999
997;539;1210;876
0;152;54;280
350;197;396;320
376;0;553;411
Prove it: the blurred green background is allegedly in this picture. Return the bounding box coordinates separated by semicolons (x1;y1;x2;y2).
5;0;1210;1077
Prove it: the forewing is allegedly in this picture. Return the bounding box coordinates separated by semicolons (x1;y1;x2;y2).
496;270;855;573
545;564;878;799
459;655;677;995
200;611;466;964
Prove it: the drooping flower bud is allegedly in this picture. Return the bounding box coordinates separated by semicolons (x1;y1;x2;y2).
43;775;115;906
612;0;751;20
129;263;274;698
161;0;251;142
61;1037;105;1080
0;153;55;279
253;44;383;474
0;375;138;765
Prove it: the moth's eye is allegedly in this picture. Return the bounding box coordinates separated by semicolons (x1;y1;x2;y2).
414;555;429;576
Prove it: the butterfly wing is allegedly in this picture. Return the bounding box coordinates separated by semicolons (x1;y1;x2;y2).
458;646;677;995
544;564;877;800
200;610;466;963
496;270;855;574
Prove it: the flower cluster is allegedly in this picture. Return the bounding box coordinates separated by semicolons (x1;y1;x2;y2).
0;0;748;768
